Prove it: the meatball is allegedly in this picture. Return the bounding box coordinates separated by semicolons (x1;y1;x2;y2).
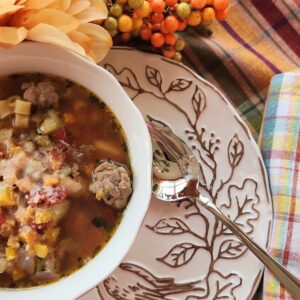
22;81;59;108
89;161;132;210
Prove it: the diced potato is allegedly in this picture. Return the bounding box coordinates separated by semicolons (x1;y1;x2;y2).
12;268;25;282
14;114;29;128
43;175;59;187
60;177;83;196
16;177;33;193
5;247;18;261
35;209;54;224
14;99;31;115
0;186;16;207
7;236;20;249
34;134;51;147
35;244;48;258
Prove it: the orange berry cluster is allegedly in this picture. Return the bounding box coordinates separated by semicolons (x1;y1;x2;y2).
103;0;229;61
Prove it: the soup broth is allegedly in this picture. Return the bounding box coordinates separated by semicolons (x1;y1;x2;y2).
0;73;132;287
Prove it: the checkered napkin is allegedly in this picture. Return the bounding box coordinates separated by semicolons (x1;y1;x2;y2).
260;73;300;300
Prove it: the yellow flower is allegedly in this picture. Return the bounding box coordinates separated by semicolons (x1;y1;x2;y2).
0;0;112;63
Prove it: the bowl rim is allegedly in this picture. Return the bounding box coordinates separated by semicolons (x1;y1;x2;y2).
0;42;152;300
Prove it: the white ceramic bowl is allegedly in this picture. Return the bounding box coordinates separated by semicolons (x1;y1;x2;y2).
0;42;152;300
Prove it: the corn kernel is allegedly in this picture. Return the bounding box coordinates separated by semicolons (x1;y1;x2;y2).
43;175;59;187
35;209;53;224
12;268;25;282
35;244;48;258
0;186;16;207
5;247;18;261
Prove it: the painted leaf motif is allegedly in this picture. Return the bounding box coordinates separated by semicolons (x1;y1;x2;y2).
146;218;190;235
104;64;142;92
228;134;244;167
167;78;192;92
157;243;200;267
146;66;162;90
221;179;259;235
218;239;246;259
210;271;242;300
186;272;242;300
192;85;206;115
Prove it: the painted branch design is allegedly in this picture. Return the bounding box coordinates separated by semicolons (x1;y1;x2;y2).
101;63;262;300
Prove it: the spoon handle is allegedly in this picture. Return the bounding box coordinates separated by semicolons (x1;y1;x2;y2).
197;195;300;299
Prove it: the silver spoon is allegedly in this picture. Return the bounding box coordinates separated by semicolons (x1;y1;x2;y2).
147;120;300;299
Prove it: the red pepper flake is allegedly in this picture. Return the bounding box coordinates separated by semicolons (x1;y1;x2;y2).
0;208;5;226
51;127;69;143
52;127;75;146
26;185;67;207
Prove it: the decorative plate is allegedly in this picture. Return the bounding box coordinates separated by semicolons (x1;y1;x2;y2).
80;47;273;300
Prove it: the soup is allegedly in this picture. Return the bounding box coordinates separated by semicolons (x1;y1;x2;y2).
0;73;132;288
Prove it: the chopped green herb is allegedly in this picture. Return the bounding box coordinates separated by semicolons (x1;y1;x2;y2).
93;245;101;257
122;142;128;153
98;101;105;110
89;95;98;103
65;79;73;88
152;184;158;191
92;216;106;228
111;120;117;130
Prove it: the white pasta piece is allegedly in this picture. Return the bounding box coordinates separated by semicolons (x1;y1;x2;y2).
14;100;32;115
0;100;14;119
14;114;29;128
93;140;125;158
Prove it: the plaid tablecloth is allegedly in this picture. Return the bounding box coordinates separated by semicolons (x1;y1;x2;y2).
182;0;300;139
180;1;300;299
260;73;300;300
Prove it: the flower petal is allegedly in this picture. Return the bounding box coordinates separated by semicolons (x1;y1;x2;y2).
48;0;72;12
27;23;86;57
16;0;27;5
0;26;27;46
0;5;23;16
22;0;57;10
20;8;79;33
2;0;17;5
68;30;92;52
77;23;112;63
74;0;107;23
9;9;35;27
66;0;90;15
